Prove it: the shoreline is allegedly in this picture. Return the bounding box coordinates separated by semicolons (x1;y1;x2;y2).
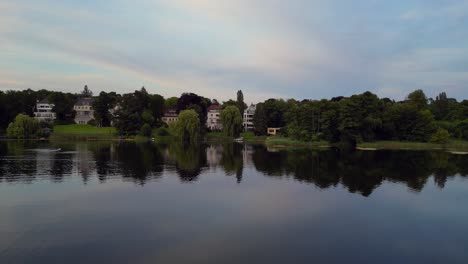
3;133;468;152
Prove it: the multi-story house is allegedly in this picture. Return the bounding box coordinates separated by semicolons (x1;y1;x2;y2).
162;110;179;124
206;104;222;131
34;98;56;122
243;103;256;131
74;97;94;124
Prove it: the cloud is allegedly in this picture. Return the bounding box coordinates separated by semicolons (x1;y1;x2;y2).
1;0;468;101
401;2;468;20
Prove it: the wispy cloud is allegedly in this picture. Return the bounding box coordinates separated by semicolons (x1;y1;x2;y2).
1;0;468;101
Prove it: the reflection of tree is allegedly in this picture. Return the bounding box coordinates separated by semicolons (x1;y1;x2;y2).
50;152;73;183
168;143;206;182
114;142;164;185
89;143;115;183
2;141;38;183
252;147;468;197
220;143;244;183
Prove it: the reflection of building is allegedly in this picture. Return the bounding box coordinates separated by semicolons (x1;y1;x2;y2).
74;97;94;124
162;110;179;124
206;144;223;168
243;103;256;131
242;144;255;167
34;99;56;122
267;127;281;135
206;104;222;131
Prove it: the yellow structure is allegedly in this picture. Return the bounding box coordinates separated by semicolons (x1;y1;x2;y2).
267;127;281;136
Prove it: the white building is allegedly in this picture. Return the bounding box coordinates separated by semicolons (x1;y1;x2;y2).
206;104;222;131
162;110;179;124
34;98;56;122
74;97;94;124
243;103;256;131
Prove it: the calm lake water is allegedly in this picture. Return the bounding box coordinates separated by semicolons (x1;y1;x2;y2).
1;141;468;264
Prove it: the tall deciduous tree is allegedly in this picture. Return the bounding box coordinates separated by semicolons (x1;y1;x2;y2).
164;97;178;110
253;103;267;135
93;91;118;127
407;89;428;110
221;106;243;137
81;85;93;97
6;114;40;139
49;92;77;122
236;90;247;113
170;110;200;144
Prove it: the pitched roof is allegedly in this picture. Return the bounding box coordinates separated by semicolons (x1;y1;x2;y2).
163;110;178;117
208;104;222;111
75;97;94;106
38;98;50;104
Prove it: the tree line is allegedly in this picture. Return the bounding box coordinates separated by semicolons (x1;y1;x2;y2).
253;90;468;145
1;87;468;144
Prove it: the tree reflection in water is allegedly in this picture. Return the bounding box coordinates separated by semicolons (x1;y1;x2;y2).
1;141;468;196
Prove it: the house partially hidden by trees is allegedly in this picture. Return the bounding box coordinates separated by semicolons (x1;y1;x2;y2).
243;103;256;131
162;110;179;124
74;97;94;124
34;98;56;122
206;104;222;131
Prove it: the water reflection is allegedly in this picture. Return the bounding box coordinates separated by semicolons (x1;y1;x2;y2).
1;141;467;196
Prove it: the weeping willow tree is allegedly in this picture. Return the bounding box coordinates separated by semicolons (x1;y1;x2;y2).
221;106;243;137
170;110;200;144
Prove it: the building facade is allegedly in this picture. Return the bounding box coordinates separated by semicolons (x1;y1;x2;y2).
162;110;179;124
34;98;56;122
74;97;95;124
243;103;256;131
206;104;222;131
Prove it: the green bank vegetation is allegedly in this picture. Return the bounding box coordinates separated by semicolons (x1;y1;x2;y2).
2;87;468;150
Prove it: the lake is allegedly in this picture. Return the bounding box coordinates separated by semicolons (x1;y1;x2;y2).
1;141;468;264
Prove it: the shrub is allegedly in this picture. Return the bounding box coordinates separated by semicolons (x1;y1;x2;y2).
430;128;450;144
154;126;170;136
140;123;152;137
87;119;97;126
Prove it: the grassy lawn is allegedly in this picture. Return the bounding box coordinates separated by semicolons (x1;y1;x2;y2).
51;125;117;140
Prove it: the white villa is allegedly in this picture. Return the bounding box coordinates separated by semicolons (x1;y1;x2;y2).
243;103;256;131
206;104;222;131
74;97;94;124
162;110;179;124
34;98;56;122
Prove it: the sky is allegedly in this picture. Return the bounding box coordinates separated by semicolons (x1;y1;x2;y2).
1;0;468;103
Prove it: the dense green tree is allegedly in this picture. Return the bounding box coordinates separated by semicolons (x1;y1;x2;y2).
170;110;200;144
236;90;247;114
81;85;93;97
253;103;268;135
385;104;436;142
93;92;118;127
164;97;178;110
6;114;40;139
177;93;210;130
221;106;243;137
139;123;152;137
149;94;165;122
141;110;155;126
222;99;238;110
407;89;428;110
49;92;77;122
262;99;288;128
